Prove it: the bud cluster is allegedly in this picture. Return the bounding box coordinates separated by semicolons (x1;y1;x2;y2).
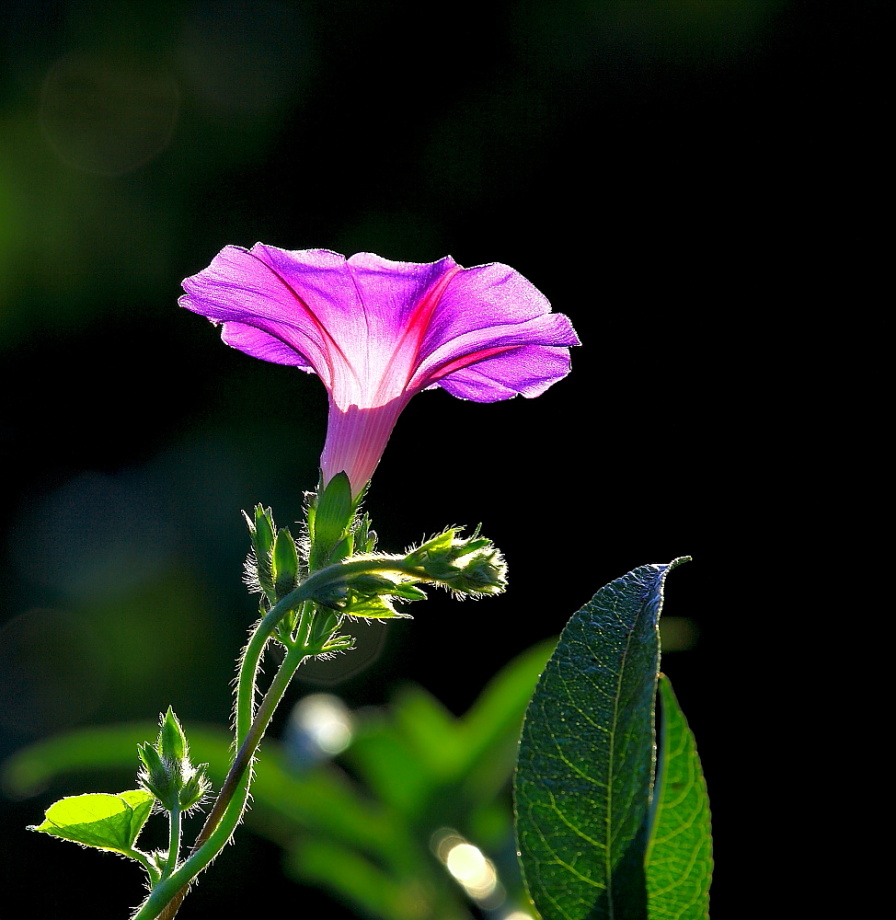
404;527;507;597
137;708;211;813
242;489;506;643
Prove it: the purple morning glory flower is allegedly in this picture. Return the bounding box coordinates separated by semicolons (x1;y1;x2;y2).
180;245;580;496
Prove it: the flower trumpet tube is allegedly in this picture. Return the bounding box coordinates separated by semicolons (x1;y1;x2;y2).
180;246;580;497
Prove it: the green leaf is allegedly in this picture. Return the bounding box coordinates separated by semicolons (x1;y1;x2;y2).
341;593;413;620
514;559;688;920
645;675;713;920
29;790;154;857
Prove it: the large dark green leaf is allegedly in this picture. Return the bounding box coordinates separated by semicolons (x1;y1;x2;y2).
514;559;688;920
645;675;712;920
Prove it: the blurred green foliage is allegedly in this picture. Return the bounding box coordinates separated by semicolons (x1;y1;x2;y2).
6;638;555;919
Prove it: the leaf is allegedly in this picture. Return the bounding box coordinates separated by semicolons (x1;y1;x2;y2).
514;559;688;920
342;592;414;620
29;790;154;856
645;675;713;920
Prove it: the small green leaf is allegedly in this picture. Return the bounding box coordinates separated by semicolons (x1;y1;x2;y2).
646;675;713;920
341;593;413;620
29;790;154;857
514;559;688;920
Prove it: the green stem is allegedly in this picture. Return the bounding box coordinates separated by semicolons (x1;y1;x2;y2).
163;805;181;880
131;558;392;920
233;598;310;748
126;848;161;886
133;640;308;920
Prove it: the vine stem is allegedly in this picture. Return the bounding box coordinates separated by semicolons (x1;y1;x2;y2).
135;636;308;920
131;556;421;920
163;805;181;881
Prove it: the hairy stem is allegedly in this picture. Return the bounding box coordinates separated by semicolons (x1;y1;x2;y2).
131;557;398;920
135;638;309;920
163;805;181;881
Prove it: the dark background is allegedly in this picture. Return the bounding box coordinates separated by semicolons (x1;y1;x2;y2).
0;1;884;918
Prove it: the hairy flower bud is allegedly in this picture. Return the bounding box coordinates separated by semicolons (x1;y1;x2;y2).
405;528;507;597
137;709;211;813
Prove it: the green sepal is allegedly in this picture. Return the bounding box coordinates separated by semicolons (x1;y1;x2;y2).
159;707;187;763
147;848;168;874
405;528;456;564
178;763;212;812
330;534;354;565
348;574;428;601
272;527;300;598
307;609;342;647
321;632;355;654
29;790;155;857
137;740;178;806
309;473;354;568
254;505;277;598
253;505;276;556
354;513;377;555
244;505;277;600
312;570;426;620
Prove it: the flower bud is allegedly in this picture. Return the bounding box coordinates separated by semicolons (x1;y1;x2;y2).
137;709;212;813
405;528;507;597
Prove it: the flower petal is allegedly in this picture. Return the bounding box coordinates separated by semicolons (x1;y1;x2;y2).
180;244;347;384
180;244;466;408
409;262;580;400
429;344;574;401
219;322;314;368
319;397;409;494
